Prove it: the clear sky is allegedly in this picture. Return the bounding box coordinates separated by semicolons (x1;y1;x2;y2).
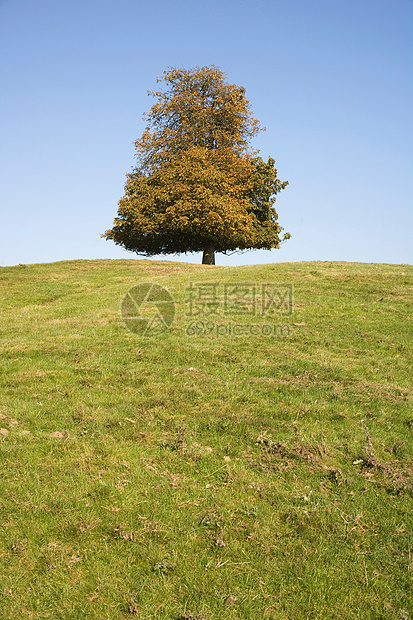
1;0;412;266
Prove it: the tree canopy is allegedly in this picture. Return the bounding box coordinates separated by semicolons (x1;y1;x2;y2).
104;66;290;264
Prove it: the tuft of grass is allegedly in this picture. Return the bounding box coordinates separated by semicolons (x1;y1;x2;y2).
0;258;412;619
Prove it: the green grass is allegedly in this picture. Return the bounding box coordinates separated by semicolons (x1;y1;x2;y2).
0;258;412;619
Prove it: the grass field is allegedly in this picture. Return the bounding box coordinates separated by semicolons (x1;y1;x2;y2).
0;258;412;619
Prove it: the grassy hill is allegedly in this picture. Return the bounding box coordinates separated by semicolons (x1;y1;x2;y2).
0;259;412;619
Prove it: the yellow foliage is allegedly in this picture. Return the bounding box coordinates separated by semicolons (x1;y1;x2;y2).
104;66;289;263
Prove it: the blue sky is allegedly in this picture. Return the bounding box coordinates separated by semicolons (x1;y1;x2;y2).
1;0;412;266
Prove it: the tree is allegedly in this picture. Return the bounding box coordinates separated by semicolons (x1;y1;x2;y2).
103;66;290;264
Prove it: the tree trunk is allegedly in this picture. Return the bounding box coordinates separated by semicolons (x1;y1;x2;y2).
202;242;215;265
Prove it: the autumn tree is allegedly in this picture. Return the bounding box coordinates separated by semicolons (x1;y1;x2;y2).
103;66;290;264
